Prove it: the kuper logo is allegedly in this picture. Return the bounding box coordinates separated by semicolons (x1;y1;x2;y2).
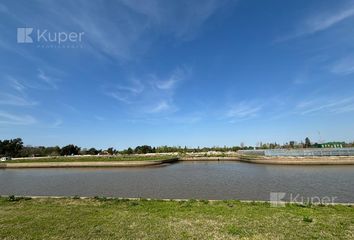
17;27;85;48
17;28;33;43
270;192;337;207
270;192;286;207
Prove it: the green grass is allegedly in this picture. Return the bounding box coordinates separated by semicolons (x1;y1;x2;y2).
6;155;176;163
0;197;353;239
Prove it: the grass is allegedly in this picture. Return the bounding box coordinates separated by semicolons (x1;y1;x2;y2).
0;197;353;239
5;155;177;163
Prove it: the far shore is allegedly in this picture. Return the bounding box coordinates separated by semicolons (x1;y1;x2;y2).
0;158;178;168
2;154;354;168
239;155;354;165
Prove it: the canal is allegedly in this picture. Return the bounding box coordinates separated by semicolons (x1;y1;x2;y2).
1;161;353;202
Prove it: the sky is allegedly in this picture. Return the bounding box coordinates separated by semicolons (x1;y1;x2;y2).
1;0;354;149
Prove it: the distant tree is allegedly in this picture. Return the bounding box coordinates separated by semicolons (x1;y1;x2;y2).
289;141;295;148
134;145;153;154
87;148;99;155
60;144;80;156
126;147;134;154
45;146;61;156
0;138;24;158
304;137;311;148
107;147;114;155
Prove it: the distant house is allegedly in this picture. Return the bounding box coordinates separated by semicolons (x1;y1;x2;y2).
320;142;344;148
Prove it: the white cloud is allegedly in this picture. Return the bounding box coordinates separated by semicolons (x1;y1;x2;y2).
304;7;354;34
105;67;188;114
154;67;186;90
277;4;354;41
331;57;354;75
37;69;58;89
13;0;235;61
0;93;37;106
296;97;354;115
0;111;36;125
7;76;26;92
119;0;235;40
104;79;144;104
226;101;262;121
148;101;176;113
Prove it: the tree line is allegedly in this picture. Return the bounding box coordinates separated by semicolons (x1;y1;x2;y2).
1;137;353;158
0;138;253;158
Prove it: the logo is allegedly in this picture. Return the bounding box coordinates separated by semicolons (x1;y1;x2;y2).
270;192;337;207
17;27;85;48
270;192;286;207
17;28;33;43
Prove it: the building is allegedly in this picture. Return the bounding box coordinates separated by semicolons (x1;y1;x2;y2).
320;142;344;148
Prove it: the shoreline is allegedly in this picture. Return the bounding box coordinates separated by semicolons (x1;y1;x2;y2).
2;195;353;205
2;155;354;168
0;158;179;168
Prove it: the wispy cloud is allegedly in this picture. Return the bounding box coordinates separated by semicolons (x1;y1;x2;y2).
148;100;176;113
0;111;36;125
119;0;236;40
104;79;144;104
277;3;354;41
296;96;354;115
105;67;188;114
7;76;26;92
13;0;235;61
330;57;354;75
153;67;186;90
304;7;354;34
0;93;37;106
37;69;59;89
226;101;263;121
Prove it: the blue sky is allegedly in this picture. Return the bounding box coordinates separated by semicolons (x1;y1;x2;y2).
1;0;354;149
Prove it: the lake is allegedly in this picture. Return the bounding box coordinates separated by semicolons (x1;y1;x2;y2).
1;161;354;202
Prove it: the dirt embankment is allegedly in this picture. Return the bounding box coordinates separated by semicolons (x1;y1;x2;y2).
0;158;179;168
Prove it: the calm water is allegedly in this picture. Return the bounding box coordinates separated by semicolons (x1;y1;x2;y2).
1;161;354;202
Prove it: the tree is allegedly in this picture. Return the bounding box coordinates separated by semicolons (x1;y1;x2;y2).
86;148;99;155
0;138;24;158
126;147;133;154
60;144;80;156
107;147;114;155
134;145;153;154
304;137;311;148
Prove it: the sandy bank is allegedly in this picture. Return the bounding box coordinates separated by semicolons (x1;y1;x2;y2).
0;158;178;168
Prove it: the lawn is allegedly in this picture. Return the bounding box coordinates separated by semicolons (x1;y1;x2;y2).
6;155;176;163
0;197;353;239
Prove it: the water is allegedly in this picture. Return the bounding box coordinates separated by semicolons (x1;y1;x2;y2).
1;161;354;202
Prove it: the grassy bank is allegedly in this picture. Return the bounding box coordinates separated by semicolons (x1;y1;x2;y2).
0;197;353;239
6;155;176;163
